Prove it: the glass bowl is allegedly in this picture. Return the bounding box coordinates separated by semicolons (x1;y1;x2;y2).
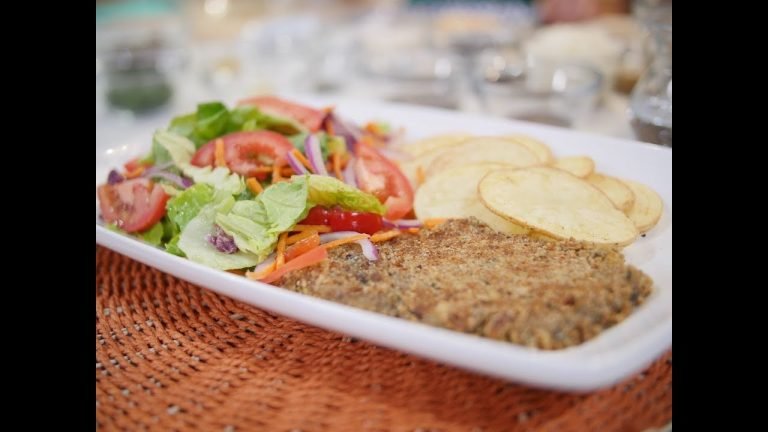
474;50;603;127
350;48;463;110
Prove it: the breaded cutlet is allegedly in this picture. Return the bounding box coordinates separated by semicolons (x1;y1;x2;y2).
278;218;653;349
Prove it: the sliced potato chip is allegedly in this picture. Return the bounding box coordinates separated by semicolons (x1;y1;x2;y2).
397;149;461;189
398;133;472;158
427;137;541;176
479;167;638;246
622;179;663;233
396;159;423;190
505;135;554;163
414;163;530;235
551;156;595;178
586;173;635;212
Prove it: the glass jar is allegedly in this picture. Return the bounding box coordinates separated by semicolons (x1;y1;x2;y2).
629;1;672;146
97;11;187;115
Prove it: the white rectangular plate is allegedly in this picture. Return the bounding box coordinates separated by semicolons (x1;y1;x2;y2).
96;97;672;392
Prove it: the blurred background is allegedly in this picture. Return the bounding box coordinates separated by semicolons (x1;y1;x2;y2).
96;0;672;147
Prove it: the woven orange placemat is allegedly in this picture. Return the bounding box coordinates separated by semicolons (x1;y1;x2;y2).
96;245;672;431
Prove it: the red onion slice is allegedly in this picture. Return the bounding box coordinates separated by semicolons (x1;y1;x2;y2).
319;231;363;243
355;238;379;261
305;134;329;176
141;162;174;177
286;150;309;175
252;253;276;274
329;113;362;151
342;157;357;187
319;231;378;261
382;219;423;229
144;171;192;189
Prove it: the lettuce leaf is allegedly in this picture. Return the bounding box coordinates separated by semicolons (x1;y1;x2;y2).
138;222;165;246
168;113;196;138
214;177;309;260
166;183;216;231
178;196;261;270
165;234;184;256
304;175;385;215
166;102;304;148
327;135;348;156
289;132;330;159
214;211;276;261
171;174;384;270
180;165;245;196
194;102;230;142
259;178;310;233
153;130;195;166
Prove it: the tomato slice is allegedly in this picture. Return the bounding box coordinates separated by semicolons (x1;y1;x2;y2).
260;246;328;284
191;131;294;179
353;144;414;220
238;96;326;132
123;158;151;173
98;178;169;233
299;206;383;235
299;206;328;226
284;233;321;262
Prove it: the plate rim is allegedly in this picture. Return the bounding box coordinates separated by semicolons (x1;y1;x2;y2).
96;97;672;391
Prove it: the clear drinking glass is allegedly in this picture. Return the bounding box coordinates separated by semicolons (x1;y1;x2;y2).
352;48;462;110
629;0;672;146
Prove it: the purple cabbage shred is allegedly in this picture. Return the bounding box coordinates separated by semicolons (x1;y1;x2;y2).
206;225;239;254
107;169;124;185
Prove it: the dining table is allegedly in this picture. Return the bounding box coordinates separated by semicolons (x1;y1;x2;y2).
96;245;671;431
96;3;671;430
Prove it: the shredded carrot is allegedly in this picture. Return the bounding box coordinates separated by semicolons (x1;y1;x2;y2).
325;156;348;175
281;167;295;176
424;218;447;229
290;149;314;172
287;229;318;245
284;233;321;262
322;105;335;114
360;135;375;147
326;119;335;136
275;232;288;269
365;134;386;148
332;152;343;180
339;153;350;169
321;234;369;250
416;165;425;186
259;246;328;284
291;224;332;233
370;229;401;243
364;122;381;135
124;166;145;179
246;178;264;195
272;162;284;183
252;166;274;173
406;228;420;234
245;261;276;280
227;269;246;276
214;139;227;167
